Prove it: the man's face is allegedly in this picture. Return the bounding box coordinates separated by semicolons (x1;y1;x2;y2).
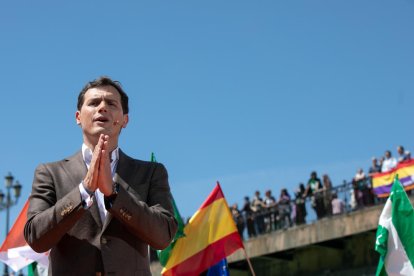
76;85;128;142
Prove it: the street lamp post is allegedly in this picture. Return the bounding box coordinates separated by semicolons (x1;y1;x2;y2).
0;172;22;276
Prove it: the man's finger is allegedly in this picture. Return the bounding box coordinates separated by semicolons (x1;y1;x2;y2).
94;134;104;155
91;135;104;165
83;134;106;192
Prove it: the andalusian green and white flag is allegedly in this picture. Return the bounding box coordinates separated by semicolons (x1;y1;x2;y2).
375;176;414;276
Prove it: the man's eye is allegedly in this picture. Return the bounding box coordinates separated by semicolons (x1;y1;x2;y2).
88;101;99;106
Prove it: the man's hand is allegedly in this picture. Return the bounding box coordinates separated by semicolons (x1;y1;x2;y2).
82;134;105;194
98;135;114;196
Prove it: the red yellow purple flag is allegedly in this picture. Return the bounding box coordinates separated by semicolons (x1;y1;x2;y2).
372;160;414;198
161;182;244;276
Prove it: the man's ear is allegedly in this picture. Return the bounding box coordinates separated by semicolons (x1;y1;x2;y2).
75;111;81;125
122;114;129;128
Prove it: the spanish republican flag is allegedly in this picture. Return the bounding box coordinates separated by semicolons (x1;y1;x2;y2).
161;183;244;276
0;200;48;272
373;160;414;198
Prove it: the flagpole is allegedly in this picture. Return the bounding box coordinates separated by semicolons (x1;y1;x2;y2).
242;247;256;276
216;181;255;276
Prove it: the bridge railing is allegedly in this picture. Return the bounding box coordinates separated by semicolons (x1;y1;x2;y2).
237;177;387;240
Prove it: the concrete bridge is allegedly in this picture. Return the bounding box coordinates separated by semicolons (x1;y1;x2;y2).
151;197;412;275
227;203;382;275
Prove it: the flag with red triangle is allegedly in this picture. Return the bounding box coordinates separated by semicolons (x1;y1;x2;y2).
0;200;49;272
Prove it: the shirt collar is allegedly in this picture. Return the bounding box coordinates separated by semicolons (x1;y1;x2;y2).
82;143;119;167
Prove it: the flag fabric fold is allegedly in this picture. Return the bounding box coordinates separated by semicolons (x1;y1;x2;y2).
372;159;414;197
0;200;49;272
157;198;186;266
375;176;414;276
151;152;186;267
161;182;244;276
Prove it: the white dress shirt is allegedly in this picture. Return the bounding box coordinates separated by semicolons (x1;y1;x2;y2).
382;157;397;173
79;143;119;223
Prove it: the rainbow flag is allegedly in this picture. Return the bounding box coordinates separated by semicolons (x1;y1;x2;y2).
161;182;244;276
372;160;414;198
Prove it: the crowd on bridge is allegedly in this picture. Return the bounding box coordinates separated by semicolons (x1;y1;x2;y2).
229;145;412;240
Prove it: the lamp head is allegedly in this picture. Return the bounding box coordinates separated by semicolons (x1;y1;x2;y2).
13;181;22;198
5;172;14;188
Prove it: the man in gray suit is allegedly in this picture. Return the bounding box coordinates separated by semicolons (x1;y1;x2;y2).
24;76;177;275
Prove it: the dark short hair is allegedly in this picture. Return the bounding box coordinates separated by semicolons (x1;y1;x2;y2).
77;76;129;114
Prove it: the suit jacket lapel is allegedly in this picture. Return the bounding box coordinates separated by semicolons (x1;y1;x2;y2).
62;151;86;190
63;151;103;229
114;149;134;192
102;149;133;232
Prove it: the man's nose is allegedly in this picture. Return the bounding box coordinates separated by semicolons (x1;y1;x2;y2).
98;101;108;112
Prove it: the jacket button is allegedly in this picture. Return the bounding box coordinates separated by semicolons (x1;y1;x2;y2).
101;237;107;244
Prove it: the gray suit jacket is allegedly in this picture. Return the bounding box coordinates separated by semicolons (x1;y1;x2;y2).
24;150;177;276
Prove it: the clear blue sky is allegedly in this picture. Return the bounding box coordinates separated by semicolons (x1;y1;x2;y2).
1;1;413;241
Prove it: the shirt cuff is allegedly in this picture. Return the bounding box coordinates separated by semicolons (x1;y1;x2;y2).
79;182;94;208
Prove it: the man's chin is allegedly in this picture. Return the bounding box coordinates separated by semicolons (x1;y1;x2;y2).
96;129;112;136
83;127;120;142
87;128;113;137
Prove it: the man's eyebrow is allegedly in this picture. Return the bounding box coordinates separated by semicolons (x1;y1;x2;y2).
86;95;120;103
105;98;120;105
85;97;100;103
